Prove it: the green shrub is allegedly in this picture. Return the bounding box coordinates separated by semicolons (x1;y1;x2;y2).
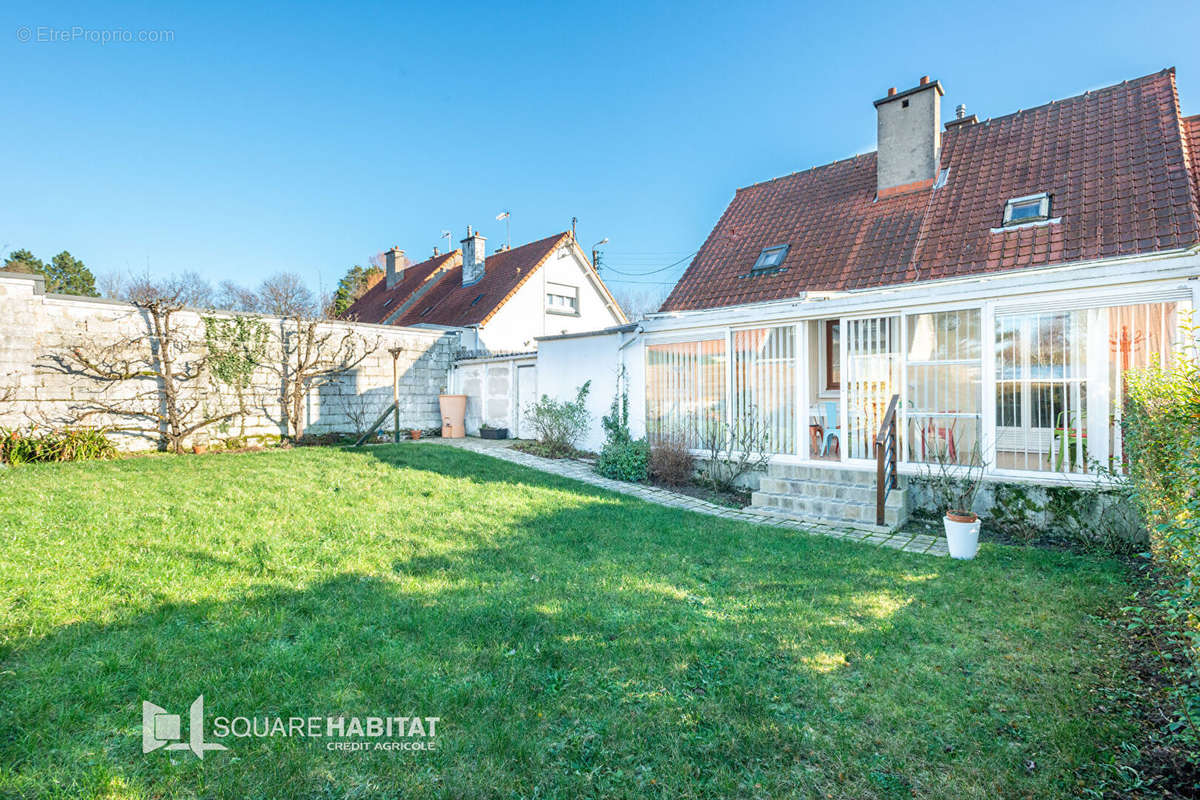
594;371;649;481
1121;325;1200;763
596;438;649;482
1;426;117;465
523;381;591;458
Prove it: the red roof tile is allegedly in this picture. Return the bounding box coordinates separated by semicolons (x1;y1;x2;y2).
1184;114;1200;206
393;232;571;328
341;251;459;323
662;69;1200;312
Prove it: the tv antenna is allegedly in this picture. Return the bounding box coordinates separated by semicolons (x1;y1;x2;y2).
495;210;510;249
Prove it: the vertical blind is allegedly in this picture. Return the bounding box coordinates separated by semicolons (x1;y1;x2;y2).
1107;302;1177;469
844;317;900;459
730;326;797;455
645;338;725;448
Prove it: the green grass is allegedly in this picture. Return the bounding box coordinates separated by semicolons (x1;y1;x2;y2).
0;444;1136;798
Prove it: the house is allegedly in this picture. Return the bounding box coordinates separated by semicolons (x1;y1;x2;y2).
343;229;627;353
541;68;1200;530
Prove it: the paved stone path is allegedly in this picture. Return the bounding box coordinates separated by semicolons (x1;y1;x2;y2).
427;437;949;557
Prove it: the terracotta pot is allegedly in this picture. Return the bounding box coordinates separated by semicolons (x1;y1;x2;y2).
438;394;467;439
410;429;422;440
192;444;209;455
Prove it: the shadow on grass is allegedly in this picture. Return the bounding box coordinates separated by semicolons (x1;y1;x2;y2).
0;443;1135;799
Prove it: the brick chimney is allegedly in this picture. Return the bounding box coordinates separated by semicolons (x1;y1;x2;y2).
874;75;943;197
385;246;407;289
461;226;486;286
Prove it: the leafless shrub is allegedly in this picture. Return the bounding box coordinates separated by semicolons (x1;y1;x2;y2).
649;430;694;486
698;409;770;491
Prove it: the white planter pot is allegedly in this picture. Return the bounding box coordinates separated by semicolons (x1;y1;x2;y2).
943;515;981;560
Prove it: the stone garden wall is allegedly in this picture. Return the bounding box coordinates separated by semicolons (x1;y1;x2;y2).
0;273;459;451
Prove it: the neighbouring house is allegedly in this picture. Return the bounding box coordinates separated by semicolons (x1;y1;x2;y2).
343;228;626;438
343;229;627;353
542;68;1200;531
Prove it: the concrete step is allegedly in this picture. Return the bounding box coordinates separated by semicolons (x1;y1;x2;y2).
750;491;908;528
764;463;899;486
757;477;909;507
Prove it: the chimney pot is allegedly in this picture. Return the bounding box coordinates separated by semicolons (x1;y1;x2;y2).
887;87;896;96
919;75;929;85
956;103;966;119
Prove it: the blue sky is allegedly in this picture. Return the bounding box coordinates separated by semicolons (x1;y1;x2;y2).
4;0;1200;302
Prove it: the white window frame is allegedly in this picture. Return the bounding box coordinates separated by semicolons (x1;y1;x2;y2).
545;282;579;316
1002;192;1051;226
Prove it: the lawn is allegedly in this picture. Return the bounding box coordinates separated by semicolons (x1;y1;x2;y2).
0;444;1137;799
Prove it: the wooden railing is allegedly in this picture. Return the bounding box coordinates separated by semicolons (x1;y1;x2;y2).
874;394;900;526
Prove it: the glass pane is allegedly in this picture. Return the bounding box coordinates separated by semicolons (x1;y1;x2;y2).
844;316;900;459
905;310;982;465
731;326;796;455
645;338;725;449
994;310;1088;473
1108;302;1178;471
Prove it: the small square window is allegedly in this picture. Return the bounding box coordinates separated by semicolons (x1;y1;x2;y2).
752;244;789;272
546;283;579;315
1003;193;1051;226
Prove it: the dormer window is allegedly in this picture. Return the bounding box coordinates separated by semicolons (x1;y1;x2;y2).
1003;193;1051;226
752;244;789;272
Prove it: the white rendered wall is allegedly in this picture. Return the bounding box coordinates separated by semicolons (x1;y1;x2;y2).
478;243;625;352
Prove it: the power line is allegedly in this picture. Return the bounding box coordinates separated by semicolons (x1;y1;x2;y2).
599;250;697;277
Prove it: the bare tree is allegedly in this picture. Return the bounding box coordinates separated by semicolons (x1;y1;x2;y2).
214;279;261;313
44;286;241;453
267;314;379;440
611;286;670;321
97;271;127;300
258;273;317;318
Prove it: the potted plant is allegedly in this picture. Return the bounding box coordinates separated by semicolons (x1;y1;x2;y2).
479;423;508;440
921;435;986;559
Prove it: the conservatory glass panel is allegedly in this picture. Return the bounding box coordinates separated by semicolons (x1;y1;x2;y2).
730;326;797;455
994;310;1089;473
1106;302;1178;471
844;316;900;459
905;309;981;465
645;338;726;448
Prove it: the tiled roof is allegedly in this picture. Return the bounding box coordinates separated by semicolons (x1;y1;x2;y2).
662;69;1200;312
1184;114;1200;201
342;251;459;323
394;232;571;327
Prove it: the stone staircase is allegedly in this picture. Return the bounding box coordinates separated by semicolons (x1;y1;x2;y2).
750;463;910;532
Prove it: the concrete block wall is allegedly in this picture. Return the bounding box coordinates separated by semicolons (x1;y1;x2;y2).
0;273;458;451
